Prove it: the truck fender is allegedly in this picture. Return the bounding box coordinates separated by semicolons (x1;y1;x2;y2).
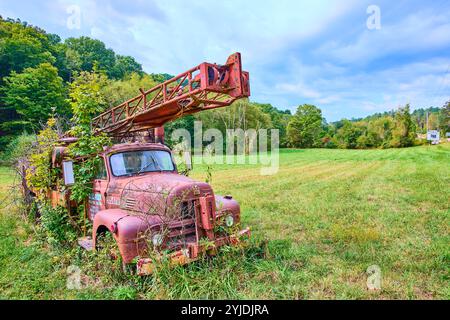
92;209;161;264
215;195;241;223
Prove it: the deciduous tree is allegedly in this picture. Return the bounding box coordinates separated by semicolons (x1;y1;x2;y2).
390;104;416;147
110;55;143;79
0;17;55;81
2;63;69;130
287;104;323;148
64;36;115;77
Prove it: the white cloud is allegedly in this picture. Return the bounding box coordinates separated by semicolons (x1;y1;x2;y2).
276;82;321;99
316;7;450;65
270;56;450;120
43;0;358;74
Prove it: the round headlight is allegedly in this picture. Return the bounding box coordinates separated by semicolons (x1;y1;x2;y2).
152;233;163;246
225;215;234;227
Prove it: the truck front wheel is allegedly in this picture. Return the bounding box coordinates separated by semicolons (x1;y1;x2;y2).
95;230;134;275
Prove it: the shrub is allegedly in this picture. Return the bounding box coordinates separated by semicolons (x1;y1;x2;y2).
25;118;59;200
39;204;77;246
0;133;36;164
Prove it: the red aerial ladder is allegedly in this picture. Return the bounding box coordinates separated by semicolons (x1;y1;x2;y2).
92;52;250;140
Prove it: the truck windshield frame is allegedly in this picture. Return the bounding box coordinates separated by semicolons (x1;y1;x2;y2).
109;150;175;177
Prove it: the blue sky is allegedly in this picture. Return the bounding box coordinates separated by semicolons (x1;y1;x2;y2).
1;0;450;121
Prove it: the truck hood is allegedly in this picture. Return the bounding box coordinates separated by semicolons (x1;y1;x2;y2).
110;172;212;193
106;172;214;214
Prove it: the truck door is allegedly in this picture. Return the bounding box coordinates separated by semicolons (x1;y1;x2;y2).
89;159;108;220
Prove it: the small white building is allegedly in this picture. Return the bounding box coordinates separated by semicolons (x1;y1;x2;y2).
427;130;440;144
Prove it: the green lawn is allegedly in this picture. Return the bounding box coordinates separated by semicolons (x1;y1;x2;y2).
0;144;449;299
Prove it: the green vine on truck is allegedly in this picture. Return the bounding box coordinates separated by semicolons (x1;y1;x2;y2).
25;69;112;244
66;70;112;204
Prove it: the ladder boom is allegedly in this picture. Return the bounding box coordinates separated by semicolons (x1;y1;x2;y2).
92;52;250;136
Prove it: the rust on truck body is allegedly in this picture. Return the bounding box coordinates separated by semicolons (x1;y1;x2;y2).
49;141;249;274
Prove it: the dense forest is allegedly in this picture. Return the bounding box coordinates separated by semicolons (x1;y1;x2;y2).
0;16;448;160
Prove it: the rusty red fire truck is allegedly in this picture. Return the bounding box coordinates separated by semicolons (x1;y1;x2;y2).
26;53;251;274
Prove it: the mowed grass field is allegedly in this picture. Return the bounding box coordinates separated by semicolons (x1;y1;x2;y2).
0;144;449;299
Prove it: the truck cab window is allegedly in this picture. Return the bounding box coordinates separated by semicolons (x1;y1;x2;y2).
95;160;107;180
110;150;175;177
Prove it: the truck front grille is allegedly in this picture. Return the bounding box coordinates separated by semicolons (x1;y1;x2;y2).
181;200;196;220
166;200;198;249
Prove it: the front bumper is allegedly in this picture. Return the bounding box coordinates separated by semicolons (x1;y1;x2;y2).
136;227;251;275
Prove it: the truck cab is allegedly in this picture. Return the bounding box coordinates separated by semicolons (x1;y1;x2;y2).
59;141;249;274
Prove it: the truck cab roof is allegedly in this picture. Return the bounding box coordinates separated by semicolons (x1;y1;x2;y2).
101;142;171;156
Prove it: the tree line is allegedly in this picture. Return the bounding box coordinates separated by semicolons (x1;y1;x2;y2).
0;16;448;158
286;103;448;149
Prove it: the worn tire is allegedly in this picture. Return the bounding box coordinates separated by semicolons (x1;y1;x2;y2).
96;232;135;275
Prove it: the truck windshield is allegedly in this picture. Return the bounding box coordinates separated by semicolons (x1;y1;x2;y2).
110;150;175;176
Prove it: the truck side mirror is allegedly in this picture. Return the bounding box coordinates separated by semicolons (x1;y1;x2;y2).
62;161;75;185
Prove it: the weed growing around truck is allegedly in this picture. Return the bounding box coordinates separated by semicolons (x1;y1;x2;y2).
0;145;449;299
